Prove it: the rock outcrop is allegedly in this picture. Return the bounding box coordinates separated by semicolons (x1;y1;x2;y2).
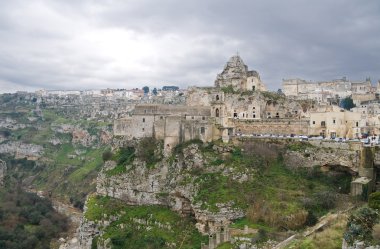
0;142;43;160
0;160;6;186
96;144;245;235
283;144;359;174
342;239;380;249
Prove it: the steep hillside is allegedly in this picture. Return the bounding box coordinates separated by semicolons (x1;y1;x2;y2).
0;93;113;208
82;138;353;248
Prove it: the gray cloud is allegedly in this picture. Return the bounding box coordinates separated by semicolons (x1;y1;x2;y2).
0;0;380;93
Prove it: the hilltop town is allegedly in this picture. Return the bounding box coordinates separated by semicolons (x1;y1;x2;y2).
114;55;380;152
1;55;380;249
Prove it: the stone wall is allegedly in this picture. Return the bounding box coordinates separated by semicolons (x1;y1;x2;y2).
233;119;309;135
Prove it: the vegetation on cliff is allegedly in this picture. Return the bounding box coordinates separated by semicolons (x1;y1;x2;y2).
86;195;207;249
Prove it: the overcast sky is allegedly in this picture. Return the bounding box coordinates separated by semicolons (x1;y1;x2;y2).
0;0;380;93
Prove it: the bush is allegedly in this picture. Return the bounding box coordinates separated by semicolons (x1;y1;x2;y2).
305;210;318;226
102;151;113;162
344;207;379;246
369;192;380;210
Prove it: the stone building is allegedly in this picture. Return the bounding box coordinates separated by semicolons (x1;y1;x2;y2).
114;55;378;146
282;77;376;105
309;105;363;138
114;104;216;153
215;55;266;92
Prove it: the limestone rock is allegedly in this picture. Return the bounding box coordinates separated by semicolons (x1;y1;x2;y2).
95;144;244;236
0;160;6;186
0;142;43;160
72;129;94;147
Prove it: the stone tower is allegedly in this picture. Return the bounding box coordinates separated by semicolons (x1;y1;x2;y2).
215;55;266;92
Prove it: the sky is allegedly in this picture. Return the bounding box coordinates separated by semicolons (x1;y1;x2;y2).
0;0;380;93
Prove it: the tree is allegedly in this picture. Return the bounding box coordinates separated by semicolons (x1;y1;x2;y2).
152;88;158;95
142;86;149;94
340;96;356;110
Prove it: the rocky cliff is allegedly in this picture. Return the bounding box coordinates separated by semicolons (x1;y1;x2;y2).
96;143;245;235
0;142;43;160
0;159;6;186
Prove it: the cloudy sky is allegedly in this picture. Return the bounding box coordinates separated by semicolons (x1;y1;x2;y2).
0;0;380;93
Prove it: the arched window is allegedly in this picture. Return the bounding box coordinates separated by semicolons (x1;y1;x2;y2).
216;95;219;101
216;108;220;117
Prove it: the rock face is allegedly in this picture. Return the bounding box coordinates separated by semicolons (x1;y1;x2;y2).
96;144;244;236
0;142;43;160
72;129;94;147
342;239;380;249
0;160;6;186
284;146;359;174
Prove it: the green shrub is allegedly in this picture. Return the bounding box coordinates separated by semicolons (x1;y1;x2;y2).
369;192;380;210
113;147;135;166
136;137;162;168
102;150;113;162
344;207;379;246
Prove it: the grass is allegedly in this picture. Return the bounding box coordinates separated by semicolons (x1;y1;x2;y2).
285;214;347;249
68;148;104;182
216;242;234;249
230;218;274;232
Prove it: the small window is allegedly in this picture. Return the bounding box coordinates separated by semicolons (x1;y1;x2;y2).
142;128;145;131
201;127;205;135
192;116;194;119
333;119;336;124
253;114;256;118
312;121;315;124
143;118;145;123
202;116;205;120
233;113;237;118
216;95;219;101
356;122;359;127
160;116;163;119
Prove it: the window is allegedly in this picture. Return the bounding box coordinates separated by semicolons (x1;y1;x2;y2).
243;113;245;118
321;121;326;127
160;116;163;120
253;114;256;118
142;128;145;131
312;121;315;124
216;108;220;117
216;95;219;101
333;119;336;124
201;127;205;135
143;118;145;123
144;110;147;113
202;116;205;120
356;122;359;127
